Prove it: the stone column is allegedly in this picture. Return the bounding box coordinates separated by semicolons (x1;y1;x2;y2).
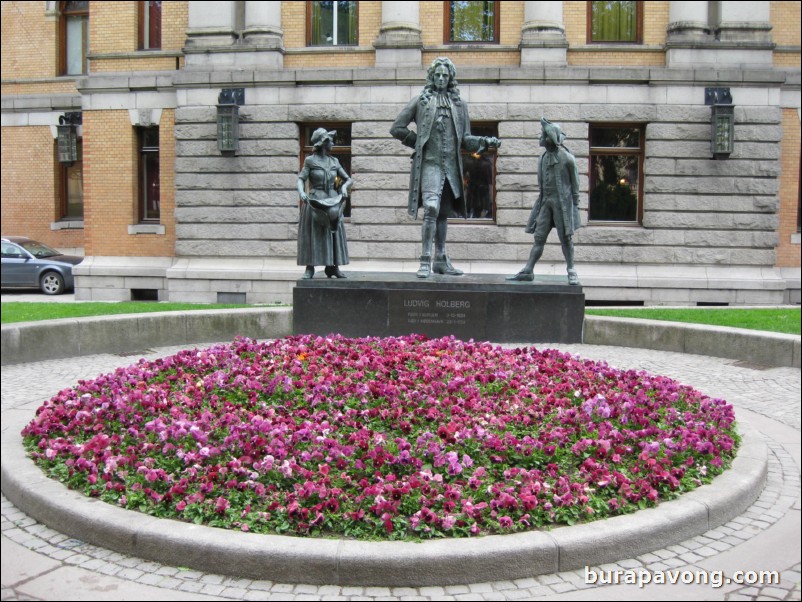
666;0;711;44
373;0;423;67
185;0;237;48
715;1;773;45
519;1;568;66
242;1;284;68
666;0;773;67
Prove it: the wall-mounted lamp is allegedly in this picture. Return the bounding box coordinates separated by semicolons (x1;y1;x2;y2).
705;87;734;160
57;112;82;165
217;88;245;156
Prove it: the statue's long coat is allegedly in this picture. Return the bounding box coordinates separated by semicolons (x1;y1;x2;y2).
391;94;485;219
526;147;583;239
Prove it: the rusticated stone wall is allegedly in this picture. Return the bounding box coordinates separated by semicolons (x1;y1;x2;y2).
173;69;782;277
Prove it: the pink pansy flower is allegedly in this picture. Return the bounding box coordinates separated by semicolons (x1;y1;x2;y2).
21;334;738;540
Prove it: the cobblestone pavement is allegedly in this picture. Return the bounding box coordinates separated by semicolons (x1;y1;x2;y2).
2;342;800;601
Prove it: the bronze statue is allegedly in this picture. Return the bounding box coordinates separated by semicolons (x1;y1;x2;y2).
391;57;500;278
508;118;581;285
296;128;353;279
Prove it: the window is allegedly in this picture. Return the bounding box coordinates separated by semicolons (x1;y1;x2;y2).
139;1;162;50
588;1;642;44
58;139;83;220
60;1;89;75
300;124;352;217
446;1;500;43
307;1;358;46
588;125;644;223
139;128;160;222
457;123;498;221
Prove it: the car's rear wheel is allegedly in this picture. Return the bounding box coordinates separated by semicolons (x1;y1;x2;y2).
40;271;65;295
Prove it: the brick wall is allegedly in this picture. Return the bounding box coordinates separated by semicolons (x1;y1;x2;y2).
0;125;82;251
777;109;801;267
91;1;137;54
1;2;58;80
90;1;186;73
772;1;801;67
422;51;520;68
83;110;175;257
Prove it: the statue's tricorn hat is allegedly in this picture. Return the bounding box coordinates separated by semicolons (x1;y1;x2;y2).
540;118;565;145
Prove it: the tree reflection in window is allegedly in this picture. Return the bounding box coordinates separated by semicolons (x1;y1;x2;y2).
589;1;641;43
588;125;644;223
448;1;499;43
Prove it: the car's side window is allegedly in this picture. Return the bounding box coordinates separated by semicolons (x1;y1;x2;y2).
2;243;23;258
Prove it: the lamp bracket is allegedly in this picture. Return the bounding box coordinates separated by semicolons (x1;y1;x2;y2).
59;112;82;126
218;88;245;106
705;87;732;105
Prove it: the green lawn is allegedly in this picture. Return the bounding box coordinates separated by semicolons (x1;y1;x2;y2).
585;307;800;335
0;301;255;324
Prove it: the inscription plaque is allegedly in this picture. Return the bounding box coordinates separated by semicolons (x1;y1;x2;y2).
390;291;487;339
293;272;584;343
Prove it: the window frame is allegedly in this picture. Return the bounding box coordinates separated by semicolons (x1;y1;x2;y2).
445;1;501;44
306;1;359;47
299;123;353;218
59;1;89;76
57;138;84;221
138;0;162;50
587;123;645;225
587;1;643;45
138;127;161;223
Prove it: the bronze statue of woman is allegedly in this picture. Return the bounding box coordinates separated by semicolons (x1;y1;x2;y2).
296;128;353;279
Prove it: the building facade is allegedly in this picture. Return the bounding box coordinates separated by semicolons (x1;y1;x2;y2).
2;1;800;305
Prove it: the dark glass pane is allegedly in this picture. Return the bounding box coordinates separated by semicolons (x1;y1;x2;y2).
302;126;351;148
143;152;160;220
462;152;494;219
588;154;639;221
63;140;83;219
591;1;637;42
337;1;357;45
459;123;497;220
142;127;159;148
311;1;333;45
450;1;496;42
148;1;162;49
590;127;640;148
63;1;89;14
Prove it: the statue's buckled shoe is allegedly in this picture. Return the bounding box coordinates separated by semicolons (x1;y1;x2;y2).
506;270;534;282
417;255;432;279
432;255;463;276
567;270;579;285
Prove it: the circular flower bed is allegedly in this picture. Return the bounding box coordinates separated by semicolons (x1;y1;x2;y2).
22;335;738;540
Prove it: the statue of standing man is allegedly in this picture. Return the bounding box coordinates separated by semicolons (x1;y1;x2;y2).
391;57;500;278
508;118;582;285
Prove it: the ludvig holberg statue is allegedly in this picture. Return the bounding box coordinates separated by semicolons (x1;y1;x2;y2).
508;118;582;285
391;57;500;278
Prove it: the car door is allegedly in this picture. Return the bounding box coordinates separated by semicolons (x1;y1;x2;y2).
1;242;37;287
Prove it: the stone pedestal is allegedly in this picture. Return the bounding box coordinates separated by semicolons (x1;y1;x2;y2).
293;272;585;343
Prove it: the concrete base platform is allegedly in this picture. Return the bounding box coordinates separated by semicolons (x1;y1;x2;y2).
293;272;585;343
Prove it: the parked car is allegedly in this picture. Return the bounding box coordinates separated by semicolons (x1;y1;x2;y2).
1;236;83;295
